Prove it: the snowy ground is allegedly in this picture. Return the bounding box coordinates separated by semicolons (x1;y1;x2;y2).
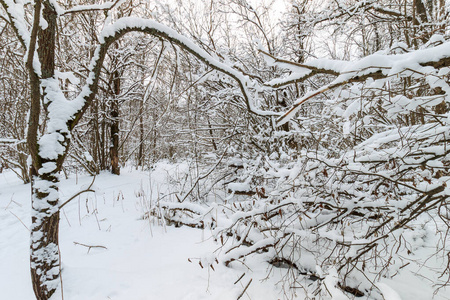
0;166;291;300
1;165;450;299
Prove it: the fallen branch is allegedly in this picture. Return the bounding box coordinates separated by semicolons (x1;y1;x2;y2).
73;242;107;253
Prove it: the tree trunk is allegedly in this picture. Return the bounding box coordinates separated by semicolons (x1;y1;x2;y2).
29;2;61;299
30;169;60;300
413;0;430;43
138;98;145;168
110;69;121;175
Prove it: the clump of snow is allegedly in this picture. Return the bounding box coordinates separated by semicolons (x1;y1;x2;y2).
228;182;251;192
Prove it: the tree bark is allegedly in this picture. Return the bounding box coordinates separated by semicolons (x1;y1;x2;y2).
29;2;61;299
413;0;430;43
110;68;121;175
138;98;145;168
30;171;61;300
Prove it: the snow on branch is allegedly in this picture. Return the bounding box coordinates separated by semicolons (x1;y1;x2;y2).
310;0;417;27
60;0;125;16
260;49;344;87
0;0;42;78
266;41;450;126
70;17;278;132
0;138;23;145
0;0;30;49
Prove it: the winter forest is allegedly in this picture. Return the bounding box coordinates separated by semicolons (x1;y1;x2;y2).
1;0;450;299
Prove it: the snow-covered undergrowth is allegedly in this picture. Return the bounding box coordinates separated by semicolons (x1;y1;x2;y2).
150;157;450;300
1;160;449;299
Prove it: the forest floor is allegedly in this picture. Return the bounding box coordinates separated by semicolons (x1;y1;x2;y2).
0;164;449;299
0;165;292;300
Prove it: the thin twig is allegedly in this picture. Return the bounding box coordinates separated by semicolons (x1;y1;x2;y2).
59;175;96;210
58;242;64;300
9;211;30;232
73;241;107;253
234;273;246;285
237;278;252;300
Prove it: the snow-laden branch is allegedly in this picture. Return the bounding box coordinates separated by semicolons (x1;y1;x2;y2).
68;17;277;132
260;49;344;87
309;0;417;27
0;138;23;145
266;40;450;126
0;0;42;75
1;0;44;169
0;0;30;49
59;0;125;16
